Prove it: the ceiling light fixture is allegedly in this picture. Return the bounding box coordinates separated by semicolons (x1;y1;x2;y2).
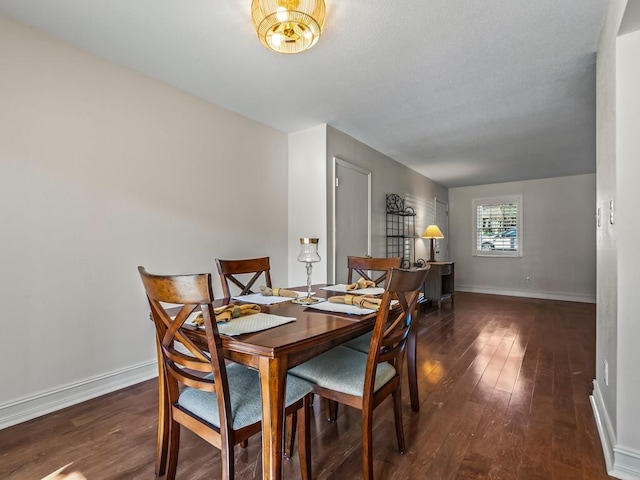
251;0;326;54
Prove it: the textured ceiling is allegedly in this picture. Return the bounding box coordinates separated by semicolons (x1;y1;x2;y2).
0;0;607;187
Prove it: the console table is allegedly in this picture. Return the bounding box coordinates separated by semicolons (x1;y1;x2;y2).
424;261;455;308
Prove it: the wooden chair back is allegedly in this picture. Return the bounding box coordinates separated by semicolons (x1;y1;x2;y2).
281;266;428;479
138;267;233;433
347;256;401;287
138;266;312;480
364;266;430;402
215;257;272;297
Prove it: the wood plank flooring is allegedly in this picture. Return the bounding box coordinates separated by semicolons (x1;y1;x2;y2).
0;293;613;479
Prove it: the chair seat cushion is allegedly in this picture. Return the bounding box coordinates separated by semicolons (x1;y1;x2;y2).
343;332;372;354
289;346;396;397
178;362;311;430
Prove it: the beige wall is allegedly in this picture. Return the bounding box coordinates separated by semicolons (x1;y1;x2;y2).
449;174;596;302
0;15;289;425
0;14;448;429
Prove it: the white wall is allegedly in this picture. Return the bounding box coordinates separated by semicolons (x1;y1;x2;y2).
286;125;448;285
591;1;640;477
615;26;640;466
325;126;448;281
594;0;624;445
288;125;328;287
0;15;289;427
449;175;596;303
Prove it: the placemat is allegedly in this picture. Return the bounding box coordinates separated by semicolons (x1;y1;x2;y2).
320;284;385;296
185;311;296;336
232;291;312;305
307;301;376;315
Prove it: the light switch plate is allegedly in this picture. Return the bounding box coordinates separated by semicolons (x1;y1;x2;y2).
609;200;615;225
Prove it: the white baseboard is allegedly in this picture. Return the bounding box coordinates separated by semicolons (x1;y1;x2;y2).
455;284;596;303
0;360;158;430
614;447;640;480
591;381;617;473
591;380;640;479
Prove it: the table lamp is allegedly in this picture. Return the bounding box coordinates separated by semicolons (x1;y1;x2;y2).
422;225;444;263
292;237;323;305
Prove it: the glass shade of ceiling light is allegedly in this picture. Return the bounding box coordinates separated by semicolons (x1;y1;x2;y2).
251;0;326;54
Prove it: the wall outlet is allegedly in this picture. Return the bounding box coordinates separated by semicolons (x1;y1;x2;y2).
604;360;609;386
526;276;531;283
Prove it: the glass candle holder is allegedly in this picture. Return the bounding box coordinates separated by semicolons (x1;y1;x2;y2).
292;238;323;305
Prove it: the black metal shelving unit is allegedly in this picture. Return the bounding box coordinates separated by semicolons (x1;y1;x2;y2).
385;194;416;269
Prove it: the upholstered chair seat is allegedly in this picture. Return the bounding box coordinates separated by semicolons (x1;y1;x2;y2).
179;363;312;430
343;332;373;354
290;346;396;397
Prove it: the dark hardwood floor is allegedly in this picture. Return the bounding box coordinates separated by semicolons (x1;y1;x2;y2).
0;293;613;479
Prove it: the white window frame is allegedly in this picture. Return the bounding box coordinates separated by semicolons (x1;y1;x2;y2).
472;195;523;258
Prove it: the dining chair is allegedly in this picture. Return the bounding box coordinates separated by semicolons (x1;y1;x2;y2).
343;258;429;415
315;256;404;422
347;255;401;286
138;267;312;480
215;257;272;298
289;267;430;480
343;256;401;352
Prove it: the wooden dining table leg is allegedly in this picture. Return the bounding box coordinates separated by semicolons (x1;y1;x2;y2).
407;308;420;412
259;356;287;480
155;340;169;476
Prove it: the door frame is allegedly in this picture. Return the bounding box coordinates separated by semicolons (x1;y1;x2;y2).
435;197;449;261
332;157;372;284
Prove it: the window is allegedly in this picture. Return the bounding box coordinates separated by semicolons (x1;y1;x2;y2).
473;195;522;257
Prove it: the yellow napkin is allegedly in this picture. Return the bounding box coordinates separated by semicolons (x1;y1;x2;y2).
259;286;299;298
329;294;382;311
345;278;377;291
192;304;261;325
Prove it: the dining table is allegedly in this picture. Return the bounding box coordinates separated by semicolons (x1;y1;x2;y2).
156;284;420;480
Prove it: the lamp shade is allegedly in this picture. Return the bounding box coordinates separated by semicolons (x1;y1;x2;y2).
422;225;444;239
251;0;326;54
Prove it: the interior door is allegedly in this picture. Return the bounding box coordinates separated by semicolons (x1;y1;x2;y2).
333;158;371;284
435;199;449;261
